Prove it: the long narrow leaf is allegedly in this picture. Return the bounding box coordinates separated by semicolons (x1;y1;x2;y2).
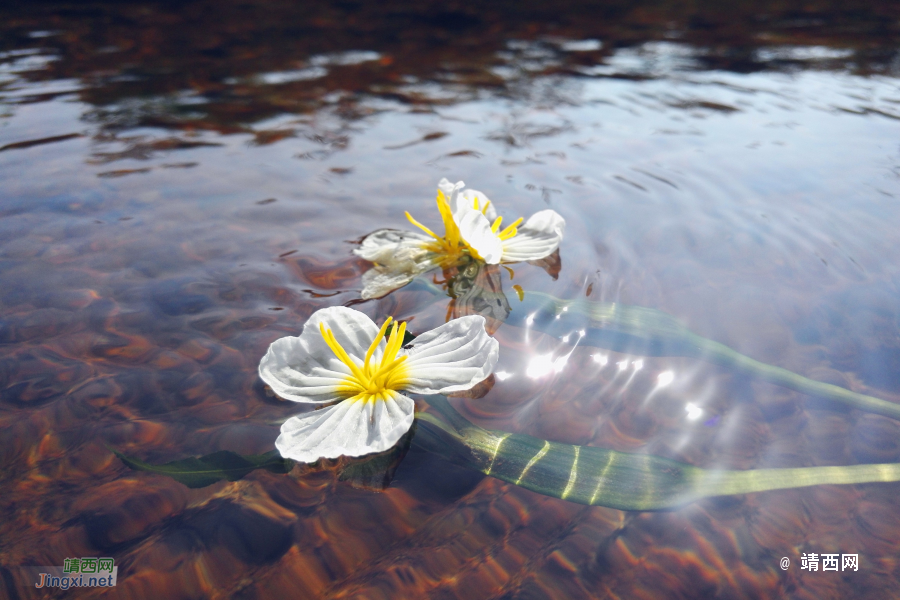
417;396;900;510
405;279;900;420
111;448;293;488
512;291;900;419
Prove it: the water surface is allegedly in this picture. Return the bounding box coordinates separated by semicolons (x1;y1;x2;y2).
2;1;900;598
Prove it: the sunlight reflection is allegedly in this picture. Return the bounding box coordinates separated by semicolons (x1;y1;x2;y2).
525;331;584;379
685;402;703;420
526;354;568;378
562;331;586;344
495;371;513;381
621;359;641;388
657;370;674;387
640;368;679;409
592;353;608;365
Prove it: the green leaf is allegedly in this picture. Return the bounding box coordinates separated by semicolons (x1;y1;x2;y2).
446;262;511;328
417;395;900;510
111;448;293;488
110;432;414;492
338;423;415;490
407;277;900;421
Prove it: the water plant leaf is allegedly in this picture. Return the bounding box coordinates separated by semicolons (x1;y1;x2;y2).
405;278;900;420
111;448;293;488
416;396;900;510
113;397;900;510
112;430;413;491
511;290;900;420
337;422;416;490
446;261;510;334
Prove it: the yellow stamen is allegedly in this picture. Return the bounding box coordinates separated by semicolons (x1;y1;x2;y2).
402;186;508;268
435;192;460;249
512;284;525;301
405;211;442;241
364;317;394;376
382;321;403;364
498;217;523;241
402;189;474;266
319;323;367;383
471;195;492;216
320;318;411;405
372;354;409;384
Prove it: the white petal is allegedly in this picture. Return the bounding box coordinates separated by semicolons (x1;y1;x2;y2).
357;232;442;299
401;315;500;394
275;391;415;462
353;228;433;264
361;268;415;300
259;306;382;403
457;208;503;264
438;178;466;213
524;209;566;237
360;263;435;299
460;188;498;221
500;209;566;262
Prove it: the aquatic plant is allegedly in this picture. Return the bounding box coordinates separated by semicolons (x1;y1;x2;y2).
508;290;900;420
119;284;900;506
415;395;900;510
257;306;498;462
402;277;900;419
117;393;900;508
354;178;565;298
117;185;900;509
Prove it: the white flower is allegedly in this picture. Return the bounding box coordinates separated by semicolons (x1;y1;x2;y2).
353;178;566;298
259;306;499;463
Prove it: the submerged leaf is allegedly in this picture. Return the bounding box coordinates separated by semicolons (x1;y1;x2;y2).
416;395;900;510
113;399;900;510
111;428;414;492
337;423;416;490
112;448;293;488
446;262;510;334
407;277;900;421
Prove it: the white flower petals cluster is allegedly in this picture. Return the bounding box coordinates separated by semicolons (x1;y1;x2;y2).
354;178;566;299
259;306;499;463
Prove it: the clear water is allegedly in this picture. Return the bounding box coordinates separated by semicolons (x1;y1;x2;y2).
2;2;900;598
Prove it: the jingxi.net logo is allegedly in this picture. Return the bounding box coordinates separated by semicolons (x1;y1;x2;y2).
33;557;117;589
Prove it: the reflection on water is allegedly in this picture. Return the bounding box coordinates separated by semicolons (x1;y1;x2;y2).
2;0;900;597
